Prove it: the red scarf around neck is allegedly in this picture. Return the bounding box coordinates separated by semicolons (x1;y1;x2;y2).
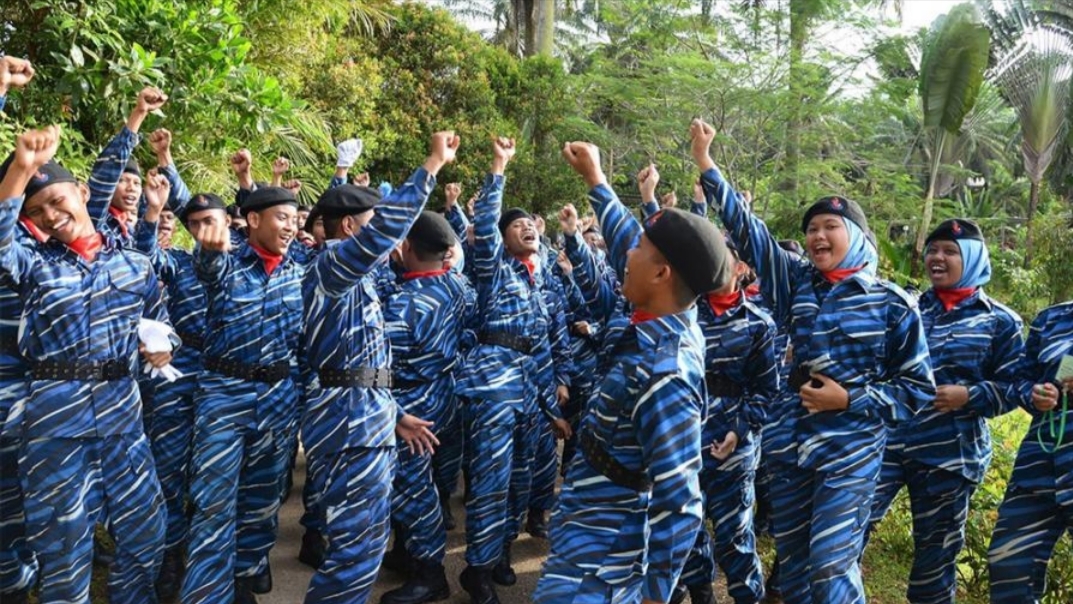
108;206;131;238
18;217;47;243
67;232;103;262
249;242;284;275
935;287;977;312
516;255;536;281
630;310;659;325
403;267;450;281
745;283;761;298
821;266;864;284
706;290;741;316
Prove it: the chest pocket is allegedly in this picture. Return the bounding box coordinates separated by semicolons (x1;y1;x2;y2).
838;307;887;361
37;277;84;318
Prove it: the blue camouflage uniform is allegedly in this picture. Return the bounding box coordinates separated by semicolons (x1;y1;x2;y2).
180;229;304;602
454;174;564;571
534;182;707;604
988;301;1073;603
700;166;935;604
138;164;205;555
0;182;168;604
868;241;1025;604
385;267;476;564
300;167;434;604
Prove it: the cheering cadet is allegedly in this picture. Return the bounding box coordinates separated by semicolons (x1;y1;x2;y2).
380;211;477;604
534;141;732;604
0;126;174;604
181;183;305;604
988;301;1073;603
0;55;39;604
636;165;778;604
692;118;934;604
453;137;572;604
300;132;456;604
865;219;1025;604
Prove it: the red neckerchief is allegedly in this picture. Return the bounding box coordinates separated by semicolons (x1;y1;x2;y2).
745;283;761;298
630;310;659;325
108;206;130;238
249;242;284;275
516;255;536;282
402;268;450;280
18;217;48;243
67;232;103;262
821;266;864;284
706;290;741;316
935;287;977;312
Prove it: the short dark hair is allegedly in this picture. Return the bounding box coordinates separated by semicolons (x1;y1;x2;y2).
410;238;448;263
323;216;345;240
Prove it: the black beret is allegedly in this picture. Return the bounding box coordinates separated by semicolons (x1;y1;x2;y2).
303;205;321;233
241;186;297;217
925;218;984;247
179;193;226;223
408;211;456;253
316;184;380;219
20;160;78;201
801;195;869;235
226;204;242;219
643;208;732;296
123;159;141;178
498;207;532;233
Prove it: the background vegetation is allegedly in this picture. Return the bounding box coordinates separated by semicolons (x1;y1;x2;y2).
2;0;1072;601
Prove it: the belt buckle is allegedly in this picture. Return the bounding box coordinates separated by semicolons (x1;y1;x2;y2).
101;359;124;380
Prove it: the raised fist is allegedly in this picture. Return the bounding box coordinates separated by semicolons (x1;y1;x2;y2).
0;57;35;93
136;87;168;114
230;149;253;176
272;157;290;177
430;131;461;166
561;142;604;187
196;217;231;253
445;183;462;207
558;203;579;236
283;179;302;195
689;119;716;167
352;172;371;187
660;191;677;209
143;170;172;215
13;125;61;173
637;164;659;202
149;129;172;157
492;137;516;165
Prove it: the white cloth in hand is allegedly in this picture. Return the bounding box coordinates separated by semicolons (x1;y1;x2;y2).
138;318;183;383
336;138;364;168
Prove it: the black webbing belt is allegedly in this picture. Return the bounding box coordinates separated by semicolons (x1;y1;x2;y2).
705;373;744;398
478;331;533;355
31;359;130;381
204;357;290;383
579;430;652;492
318;367;393;389
177;331;205;352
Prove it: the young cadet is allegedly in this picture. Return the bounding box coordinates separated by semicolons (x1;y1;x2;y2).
181;184;305;604
864;219;1024;604
300;132;456;604
692;118;935;604
380;211;477;604
0;126;175;604
91;88;169;246
136;126;227;601
534;141;731;604
0;55;39;604
634;165;779;604
988;302;1073;602
453;137;572;604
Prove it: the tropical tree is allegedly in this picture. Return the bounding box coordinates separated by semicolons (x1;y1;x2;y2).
912;2;992;274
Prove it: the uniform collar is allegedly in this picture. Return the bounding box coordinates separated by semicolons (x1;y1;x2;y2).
922;287;990;312
633;306;698;348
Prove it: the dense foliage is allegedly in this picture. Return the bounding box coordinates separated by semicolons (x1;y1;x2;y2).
2;0;1073;600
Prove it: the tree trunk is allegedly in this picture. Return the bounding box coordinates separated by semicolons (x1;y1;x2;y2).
912;131;947;277
530;0;555;57
1024;178;1041;268
783;0;813;201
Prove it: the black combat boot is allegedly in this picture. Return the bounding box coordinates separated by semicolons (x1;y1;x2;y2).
490;542;516;586
380;559;450;604
459;565;500;604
